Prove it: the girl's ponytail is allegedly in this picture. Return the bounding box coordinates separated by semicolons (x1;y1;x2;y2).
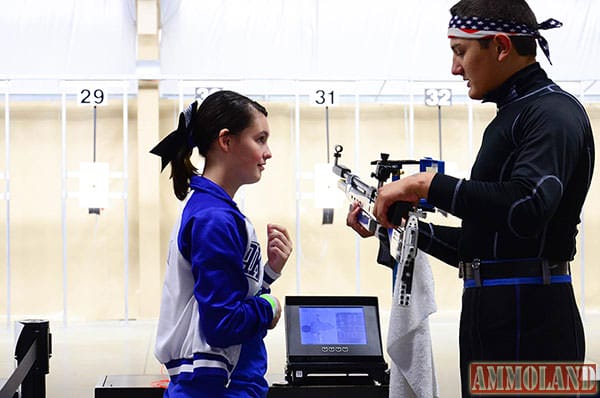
149;101;199;200
170;144;197;200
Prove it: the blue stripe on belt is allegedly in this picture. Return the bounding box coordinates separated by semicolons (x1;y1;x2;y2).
463;274;572;289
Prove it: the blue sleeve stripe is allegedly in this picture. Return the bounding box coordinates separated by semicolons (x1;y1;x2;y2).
262;263;281;289
264;263;280;281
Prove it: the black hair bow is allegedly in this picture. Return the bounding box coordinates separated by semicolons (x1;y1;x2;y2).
150;101;197;171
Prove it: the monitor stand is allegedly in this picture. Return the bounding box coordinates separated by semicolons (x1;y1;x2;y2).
285;361;389;386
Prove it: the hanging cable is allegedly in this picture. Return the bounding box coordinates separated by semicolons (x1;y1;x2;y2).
89;105;100;215
325;106;330;163
93;105;97;162
322;106;334;224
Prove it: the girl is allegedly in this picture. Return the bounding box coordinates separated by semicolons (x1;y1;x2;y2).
151;90;292;397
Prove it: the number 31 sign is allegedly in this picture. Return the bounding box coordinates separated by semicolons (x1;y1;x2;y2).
309;89;339;107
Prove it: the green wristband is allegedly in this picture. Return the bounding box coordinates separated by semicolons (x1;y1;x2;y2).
259;294;277;315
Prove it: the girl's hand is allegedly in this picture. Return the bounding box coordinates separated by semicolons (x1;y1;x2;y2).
267;224;292;273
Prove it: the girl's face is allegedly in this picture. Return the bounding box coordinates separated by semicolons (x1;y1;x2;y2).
228;112;272;186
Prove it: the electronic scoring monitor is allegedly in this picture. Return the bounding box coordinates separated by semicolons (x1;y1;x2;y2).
284;296;388;385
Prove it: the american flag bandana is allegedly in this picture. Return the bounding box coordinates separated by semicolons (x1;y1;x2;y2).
448;15;563;64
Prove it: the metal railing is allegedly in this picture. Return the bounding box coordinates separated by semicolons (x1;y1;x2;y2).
0;320;51;398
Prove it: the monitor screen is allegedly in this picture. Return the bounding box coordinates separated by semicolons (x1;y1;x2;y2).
285;296;384;363
298;306;367;345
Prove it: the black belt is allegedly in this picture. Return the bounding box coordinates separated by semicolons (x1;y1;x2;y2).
459;258;570;287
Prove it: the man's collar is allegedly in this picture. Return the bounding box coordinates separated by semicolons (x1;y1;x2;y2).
483;63;548;106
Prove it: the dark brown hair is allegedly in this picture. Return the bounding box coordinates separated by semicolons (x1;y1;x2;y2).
171;90;268;200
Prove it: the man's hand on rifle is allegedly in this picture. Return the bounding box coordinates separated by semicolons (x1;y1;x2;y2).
346;201;375;238
374;172;436;228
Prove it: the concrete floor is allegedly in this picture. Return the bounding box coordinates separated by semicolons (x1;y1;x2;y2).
1;310;599;398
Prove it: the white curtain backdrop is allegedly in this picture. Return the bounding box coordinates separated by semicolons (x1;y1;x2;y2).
0;0;598;85
0;0;137;76
158;0;600;82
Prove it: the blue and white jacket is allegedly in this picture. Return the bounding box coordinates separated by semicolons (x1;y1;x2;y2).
154;175;280;384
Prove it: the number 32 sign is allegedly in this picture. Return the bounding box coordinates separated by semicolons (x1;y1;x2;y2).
424;88;452;107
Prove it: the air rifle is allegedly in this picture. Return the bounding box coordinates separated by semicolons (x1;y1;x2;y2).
332;145;413;233
332;144;444;306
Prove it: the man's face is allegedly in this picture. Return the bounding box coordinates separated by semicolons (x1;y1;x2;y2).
450;38;504;100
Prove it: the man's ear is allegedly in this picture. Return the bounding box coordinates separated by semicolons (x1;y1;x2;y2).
216;128;231;151
494;34;512;62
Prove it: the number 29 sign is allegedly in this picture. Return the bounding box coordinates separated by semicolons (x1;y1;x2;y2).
77;88;107;106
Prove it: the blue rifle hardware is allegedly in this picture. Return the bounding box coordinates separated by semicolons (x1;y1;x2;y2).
392;157;445;305
390;210;422;306
332;144;444;306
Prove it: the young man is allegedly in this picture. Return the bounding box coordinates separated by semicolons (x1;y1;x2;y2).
350;0;595;396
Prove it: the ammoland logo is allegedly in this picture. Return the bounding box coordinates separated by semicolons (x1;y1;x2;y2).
470;362;598;395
